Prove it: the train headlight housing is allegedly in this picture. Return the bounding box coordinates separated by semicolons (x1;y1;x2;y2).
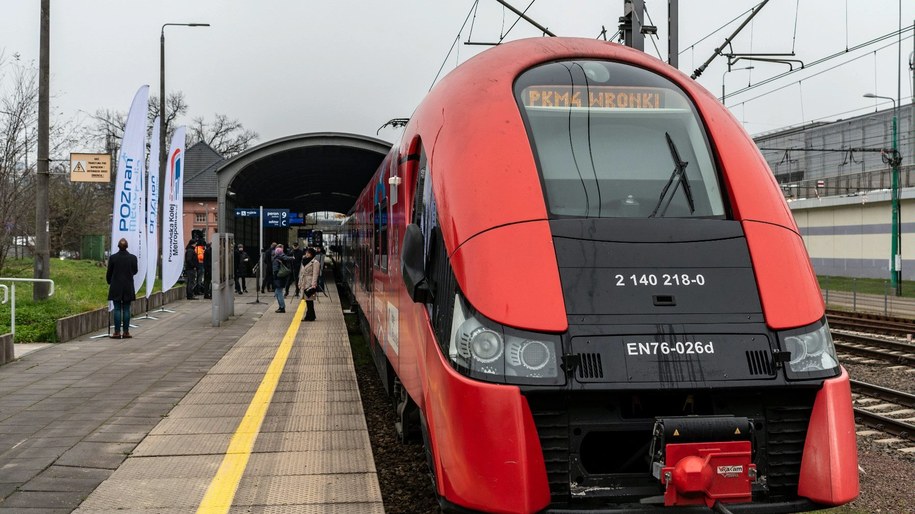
778;319;840;380
449;295;563;385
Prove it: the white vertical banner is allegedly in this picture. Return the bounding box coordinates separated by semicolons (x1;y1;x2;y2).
110;85;149;295
145;116;160;298
161;126;187;292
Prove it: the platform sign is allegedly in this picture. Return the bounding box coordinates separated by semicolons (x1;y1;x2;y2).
264;209;289;227
235;208;259;217
69;153;111;182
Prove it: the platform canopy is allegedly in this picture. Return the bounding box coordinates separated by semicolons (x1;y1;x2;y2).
216;132;391;233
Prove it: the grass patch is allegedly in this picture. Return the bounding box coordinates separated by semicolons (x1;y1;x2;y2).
0;257;162;343
817;275;915;298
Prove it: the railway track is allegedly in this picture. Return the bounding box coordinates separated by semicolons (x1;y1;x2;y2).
850;379;915;444
827;309;915;338
831;330;915;366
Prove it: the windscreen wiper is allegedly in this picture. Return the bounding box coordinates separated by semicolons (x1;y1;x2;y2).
649;132;695;217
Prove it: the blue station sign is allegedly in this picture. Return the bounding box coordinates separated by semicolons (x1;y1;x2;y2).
263;209;290;227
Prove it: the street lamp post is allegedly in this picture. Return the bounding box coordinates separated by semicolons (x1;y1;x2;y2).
159;23;209;179
864;93;902;295
721;65;754;104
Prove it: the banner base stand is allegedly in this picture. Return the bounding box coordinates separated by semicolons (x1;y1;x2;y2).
135;314;159;320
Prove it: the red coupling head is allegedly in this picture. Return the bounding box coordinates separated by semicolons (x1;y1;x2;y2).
661;441;756;507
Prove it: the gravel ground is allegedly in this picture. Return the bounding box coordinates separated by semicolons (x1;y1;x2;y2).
842;356;915;395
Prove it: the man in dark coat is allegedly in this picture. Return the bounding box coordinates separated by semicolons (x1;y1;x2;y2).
106;238;138;339
234;243;249;294
184;240;198;300
260;242;276;293
203;242;212;299
288;241;303;297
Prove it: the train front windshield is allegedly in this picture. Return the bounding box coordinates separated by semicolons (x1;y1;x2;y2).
515;60;726;219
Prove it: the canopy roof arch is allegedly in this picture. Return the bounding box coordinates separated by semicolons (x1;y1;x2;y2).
216;132;390;234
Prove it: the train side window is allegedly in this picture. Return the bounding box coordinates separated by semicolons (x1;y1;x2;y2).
374;198;388;270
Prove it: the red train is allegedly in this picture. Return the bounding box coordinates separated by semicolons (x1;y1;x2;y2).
342;37;858;513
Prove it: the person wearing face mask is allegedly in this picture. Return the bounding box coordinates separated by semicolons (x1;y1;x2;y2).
297;247;320;321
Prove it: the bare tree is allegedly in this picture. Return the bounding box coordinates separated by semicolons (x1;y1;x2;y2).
87;91;188;161
0;56;38;271
189;113;258;157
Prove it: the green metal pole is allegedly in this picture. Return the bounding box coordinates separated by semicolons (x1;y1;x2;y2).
891;112;901;295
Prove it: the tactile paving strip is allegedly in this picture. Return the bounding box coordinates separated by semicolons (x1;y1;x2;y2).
244;450;376;475
232;473;382;506
227;504;384;514
252;430;372;453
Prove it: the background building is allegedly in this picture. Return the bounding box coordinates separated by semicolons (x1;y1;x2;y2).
754;105;915;280
183;142;224;243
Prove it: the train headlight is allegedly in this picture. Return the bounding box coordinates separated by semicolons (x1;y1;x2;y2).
449;295;563;384
778;320;840;379
458;323;504;363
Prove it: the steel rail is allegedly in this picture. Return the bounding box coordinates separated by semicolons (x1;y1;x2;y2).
852;408;915;443
827;311;915;337
831;331;915;365
850;380;915;409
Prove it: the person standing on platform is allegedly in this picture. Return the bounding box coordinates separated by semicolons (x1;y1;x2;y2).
184;240;198;300
106;238;138;339
315;245;327;293
195;239;206;295
203;242;212;299
289;242;304;297
234;243;249;294
272;244;294;313
298;247;320;322
261;242;276;293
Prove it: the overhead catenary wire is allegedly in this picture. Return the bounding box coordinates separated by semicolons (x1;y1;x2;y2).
498;0;538;43
429;0;479;91
723;27;913;102
679;3;760;56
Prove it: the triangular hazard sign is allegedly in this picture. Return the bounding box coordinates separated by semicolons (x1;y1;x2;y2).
735;428;741;435
673;429;680;437
73;162;86;173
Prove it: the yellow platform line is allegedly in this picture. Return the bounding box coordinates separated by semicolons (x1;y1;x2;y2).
197;300;306;514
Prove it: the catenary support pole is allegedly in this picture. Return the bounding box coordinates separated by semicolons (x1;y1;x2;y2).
34;0;50;300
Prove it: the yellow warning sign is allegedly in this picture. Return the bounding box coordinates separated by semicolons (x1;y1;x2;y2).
735;428;741;435
69;152;111;183
673;429;680;437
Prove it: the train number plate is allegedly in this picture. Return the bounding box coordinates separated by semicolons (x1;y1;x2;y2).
625;340;715;356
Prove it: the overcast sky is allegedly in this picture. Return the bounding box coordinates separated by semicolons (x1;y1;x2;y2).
1;0;913;148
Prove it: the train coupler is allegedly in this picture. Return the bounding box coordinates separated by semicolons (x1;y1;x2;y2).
649;416;756;508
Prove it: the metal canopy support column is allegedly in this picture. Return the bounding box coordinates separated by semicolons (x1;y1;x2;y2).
668;0;678;68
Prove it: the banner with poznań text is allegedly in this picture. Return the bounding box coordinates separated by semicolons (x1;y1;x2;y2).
110;85;149;296
161;126;186;292
145;117;160;298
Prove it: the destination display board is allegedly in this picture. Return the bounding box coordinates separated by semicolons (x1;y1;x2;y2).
521;86;676;110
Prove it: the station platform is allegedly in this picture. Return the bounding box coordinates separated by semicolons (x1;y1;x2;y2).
0;278;383;513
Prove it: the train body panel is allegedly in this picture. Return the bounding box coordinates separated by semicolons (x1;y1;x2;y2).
341;37;858;513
